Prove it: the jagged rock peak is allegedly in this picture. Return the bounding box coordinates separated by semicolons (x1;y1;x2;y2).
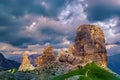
43;46;54;55
36;46;56;68
74;24;107;67
19;51;35;71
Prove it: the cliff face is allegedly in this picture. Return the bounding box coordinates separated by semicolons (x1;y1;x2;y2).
74;24;107;67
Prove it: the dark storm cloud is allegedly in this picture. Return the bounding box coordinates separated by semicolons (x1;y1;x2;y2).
39;0;71;17
0;14;15;26
86;3;120;22
0;0;70;17
39;26;68;46
0;0;72;47
40;27;64;37
10;37;35;48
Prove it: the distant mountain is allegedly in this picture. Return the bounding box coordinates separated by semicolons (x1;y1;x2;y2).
108;54;120;75
8;54;22;63
0;53;5;60
29;54;42;66
0;53;20;71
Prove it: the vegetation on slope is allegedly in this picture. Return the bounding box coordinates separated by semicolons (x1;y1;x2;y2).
0;63;119;80
53;62;120;80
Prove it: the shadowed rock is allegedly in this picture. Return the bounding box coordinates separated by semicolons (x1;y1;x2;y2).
74;24;107;67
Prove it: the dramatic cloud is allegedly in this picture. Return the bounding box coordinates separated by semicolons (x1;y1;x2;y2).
0;0;120;60
86;4;120;22
106;44;120;56
0;0;72;47
58;0;88;26
0;42;46;62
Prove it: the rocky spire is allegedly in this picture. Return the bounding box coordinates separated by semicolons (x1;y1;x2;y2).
19;51;35;71
74;24;107;67
36;46;56;68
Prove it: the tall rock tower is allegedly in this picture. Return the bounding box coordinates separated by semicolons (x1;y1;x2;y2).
36;46;56;68
19;51;35;71
74;24;107;67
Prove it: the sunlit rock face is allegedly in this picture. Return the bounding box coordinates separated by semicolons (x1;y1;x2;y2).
19;51;35;71
36;46;56;68
74;24;108;67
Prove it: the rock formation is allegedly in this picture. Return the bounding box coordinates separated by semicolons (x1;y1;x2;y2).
68;45;75;54
57;45;80;65
18;24;107;72
19;51;35;71
74;24;107;67
58;48;74;64
14;24;108;80
36;46;56;68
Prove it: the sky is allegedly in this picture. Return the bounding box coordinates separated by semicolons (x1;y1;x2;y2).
0;0;120;60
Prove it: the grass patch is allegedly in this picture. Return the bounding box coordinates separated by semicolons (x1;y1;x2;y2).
53;62;120;80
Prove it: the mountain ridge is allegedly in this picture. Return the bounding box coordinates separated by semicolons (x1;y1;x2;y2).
0;53;20;71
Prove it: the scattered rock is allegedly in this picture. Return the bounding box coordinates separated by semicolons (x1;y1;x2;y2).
57;48;78;65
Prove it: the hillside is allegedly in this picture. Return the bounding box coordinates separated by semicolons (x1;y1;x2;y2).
0;63;119;80
53;62;120;80
0;53;20;71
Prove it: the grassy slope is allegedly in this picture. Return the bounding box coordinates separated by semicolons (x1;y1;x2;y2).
53;63;120;80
